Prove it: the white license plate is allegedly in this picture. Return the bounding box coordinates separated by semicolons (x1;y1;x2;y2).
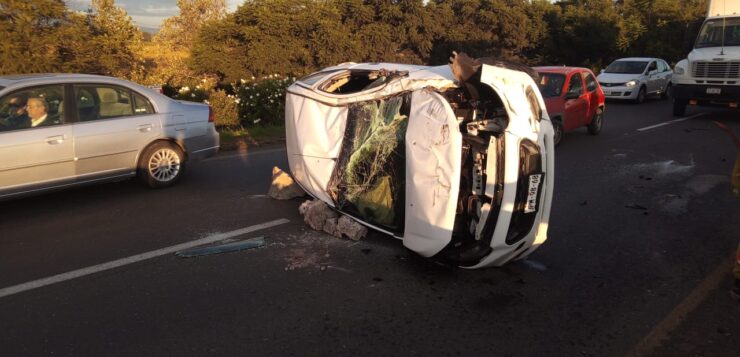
707;88;721;95
525;174;543;213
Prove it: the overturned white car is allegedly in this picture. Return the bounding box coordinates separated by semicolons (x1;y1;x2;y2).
285;54;554;268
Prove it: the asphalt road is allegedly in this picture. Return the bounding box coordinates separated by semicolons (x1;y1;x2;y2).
1;98;738;356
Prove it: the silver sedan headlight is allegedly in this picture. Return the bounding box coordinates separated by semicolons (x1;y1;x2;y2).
625;80;637;87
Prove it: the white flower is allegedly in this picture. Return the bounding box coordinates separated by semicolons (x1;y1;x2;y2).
256;93;259;97
203;100;209;104
234;98;240;104
191;93;196;97
254;118;261;124
196;85;201;89
251;76;255;80
250;95;253;99
274;73;280;77
241;78;246;84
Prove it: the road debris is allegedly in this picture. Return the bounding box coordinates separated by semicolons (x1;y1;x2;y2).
268;166;305;200
625;204;648;210
175;236;265;258
299;199;368;240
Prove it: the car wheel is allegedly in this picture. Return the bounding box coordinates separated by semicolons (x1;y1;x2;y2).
587;109;603;135
635;86;646;104
672;99;687;117
552;119;563;147
661;83;672;100
138;141;185;188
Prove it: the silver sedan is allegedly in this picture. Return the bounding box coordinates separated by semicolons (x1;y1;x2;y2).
0;74;219;200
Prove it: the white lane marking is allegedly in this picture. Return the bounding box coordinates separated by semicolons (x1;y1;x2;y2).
204;147;287;162
636;113;706;132
0;218;290;299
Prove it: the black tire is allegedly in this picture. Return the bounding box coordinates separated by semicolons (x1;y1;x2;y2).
672;99;687;117
138;141;185;188
635;86;647;104
552;119;563;147
587;109;603;135
661;82;672;100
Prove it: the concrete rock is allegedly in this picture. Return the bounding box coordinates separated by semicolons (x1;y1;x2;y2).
323;218;341;238
300;199;338;231
337;216;367;241
268;166;305;200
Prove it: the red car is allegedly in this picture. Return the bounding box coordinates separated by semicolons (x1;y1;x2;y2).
534;67;605;146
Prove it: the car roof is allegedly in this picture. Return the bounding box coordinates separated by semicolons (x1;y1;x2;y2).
612;57;660;62
0;73;109;87
533;66;591;75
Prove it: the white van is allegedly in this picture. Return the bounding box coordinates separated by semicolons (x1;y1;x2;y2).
671;0;740;116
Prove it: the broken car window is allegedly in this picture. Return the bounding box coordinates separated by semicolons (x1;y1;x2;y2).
319;70;406;95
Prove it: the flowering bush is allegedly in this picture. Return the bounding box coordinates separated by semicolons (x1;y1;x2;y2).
206;89;239;128
235;74;293;127
174;85;208;102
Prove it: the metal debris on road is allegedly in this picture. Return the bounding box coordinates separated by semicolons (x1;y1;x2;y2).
175;236;265;258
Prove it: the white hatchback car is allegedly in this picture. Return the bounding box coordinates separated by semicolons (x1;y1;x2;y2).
285;54;555;268
0;74;219;200
597;57;673;103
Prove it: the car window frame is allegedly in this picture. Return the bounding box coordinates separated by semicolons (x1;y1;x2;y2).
71;83;156;123
647;61;658;73
0;84;68;133
584;72;598;93
566;72;585;96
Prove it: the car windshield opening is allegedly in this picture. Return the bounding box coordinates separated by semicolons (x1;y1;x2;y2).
537;73;566;98
695;17;740;48
604;61;648;74
319;70;406;95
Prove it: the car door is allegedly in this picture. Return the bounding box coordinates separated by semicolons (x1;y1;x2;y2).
646;61;660;94
563;73;588;130
71;84;162;179
583;71;600;123
0;85;74;197
658;60;671;90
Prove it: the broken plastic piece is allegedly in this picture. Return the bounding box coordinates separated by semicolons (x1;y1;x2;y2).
175;236;265;258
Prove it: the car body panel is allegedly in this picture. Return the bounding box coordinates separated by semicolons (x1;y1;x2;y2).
287;58;554;267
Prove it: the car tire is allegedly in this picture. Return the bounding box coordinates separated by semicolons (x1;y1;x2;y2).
552;119;563;147
661;83;672;100
138;141;185;188
673;99;687;117
635;86;646;104
587;109;603;135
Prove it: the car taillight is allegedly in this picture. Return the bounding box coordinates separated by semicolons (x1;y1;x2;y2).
208;106;215;123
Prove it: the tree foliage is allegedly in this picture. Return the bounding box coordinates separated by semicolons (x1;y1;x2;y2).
0;0;712;82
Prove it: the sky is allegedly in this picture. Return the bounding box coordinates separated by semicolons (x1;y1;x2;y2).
66;1;243;31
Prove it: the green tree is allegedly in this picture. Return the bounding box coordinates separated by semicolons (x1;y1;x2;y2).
0;0;70;74
148;0;227;86
60;0;144;78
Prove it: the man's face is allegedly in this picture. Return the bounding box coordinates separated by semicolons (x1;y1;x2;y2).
26;99;46;120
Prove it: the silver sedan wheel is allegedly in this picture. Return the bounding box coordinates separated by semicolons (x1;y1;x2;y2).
148;148;181;182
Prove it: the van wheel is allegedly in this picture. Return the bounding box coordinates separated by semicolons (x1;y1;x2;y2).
138;141;185;188
673;99;687;117
588;109;603;135
635;86;646;104
552;119;563;147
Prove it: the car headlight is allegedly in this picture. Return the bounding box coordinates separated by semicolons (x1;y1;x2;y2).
625;80;637;87
674;66;684;75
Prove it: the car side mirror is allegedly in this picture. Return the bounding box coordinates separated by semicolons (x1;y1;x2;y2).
600;69;605;74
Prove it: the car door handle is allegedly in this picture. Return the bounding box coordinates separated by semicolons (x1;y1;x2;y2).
138;124;153;132
45;135;64;145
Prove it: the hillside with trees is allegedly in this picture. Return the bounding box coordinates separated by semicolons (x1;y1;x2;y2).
0;0;710;129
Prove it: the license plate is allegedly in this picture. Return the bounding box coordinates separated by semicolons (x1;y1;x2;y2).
707;87;721;95
525;174;543;213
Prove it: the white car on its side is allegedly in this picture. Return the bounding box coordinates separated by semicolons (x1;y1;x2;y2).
285;53;555;268
597;57;673;103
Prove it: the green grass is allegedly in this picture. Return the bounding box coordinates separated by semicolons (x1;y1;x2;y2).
219;124;285;151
